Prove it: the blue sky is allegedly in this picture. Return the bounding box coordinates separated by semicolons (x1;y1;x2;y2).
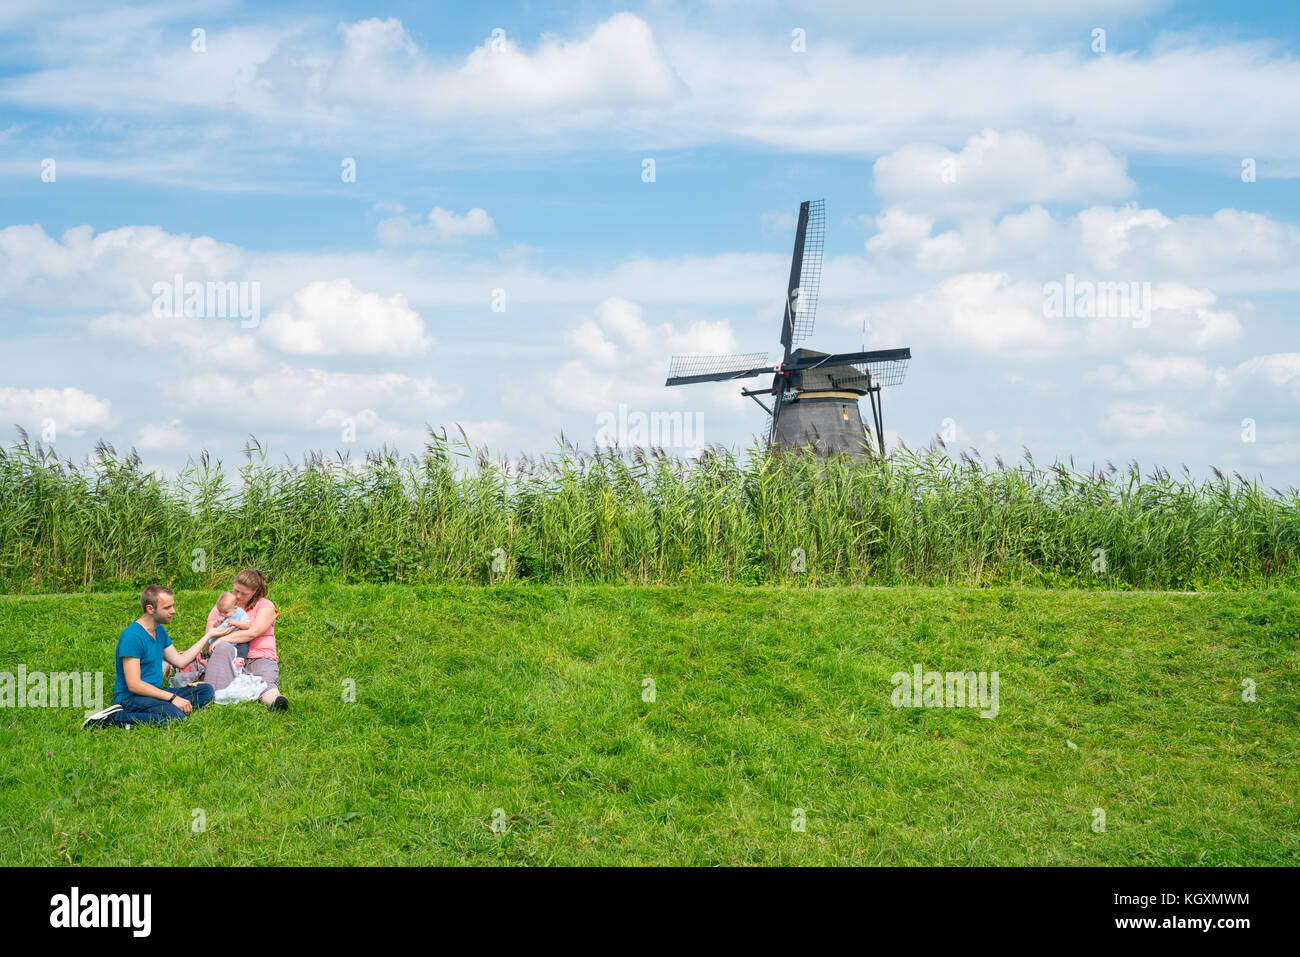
1;0;1298;484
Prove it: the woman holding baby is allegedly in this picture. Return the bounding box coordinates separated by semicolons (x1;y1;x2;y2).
204;568;288;711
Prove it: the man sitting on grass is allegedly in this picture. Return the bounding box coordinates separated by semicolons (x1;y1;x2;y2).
82;584;234;729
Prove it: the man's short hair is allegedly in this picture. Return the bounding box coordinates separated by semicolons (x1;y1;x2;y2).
140;585;174;614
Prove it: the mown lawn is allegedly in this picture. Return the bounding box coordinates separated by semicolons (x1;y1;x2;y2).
1;584;1297;865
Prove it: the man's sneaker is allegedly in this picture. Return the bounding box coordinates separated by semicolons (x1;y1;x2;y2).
82;704;123;730
271;695;288;711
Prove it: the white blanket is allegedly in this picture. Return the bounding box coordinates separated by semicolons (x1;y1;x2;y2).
213;673;268;705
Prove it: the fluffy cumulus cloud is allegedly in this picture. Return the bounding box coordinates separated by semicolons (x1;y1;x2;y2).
862;273;1073;358
1075;206;1300;289
1085;352;1300;413
1231;353;1300;401
317;13;679;117
864;199;1300;299
1069;282;1242;353
873;129;1135;218
0;225;462;452
162;365;462;441
134;419;190;451
553;297;744;414
260;279;433;356
0;386;113;436
863;272;1246;361
0;224;250;309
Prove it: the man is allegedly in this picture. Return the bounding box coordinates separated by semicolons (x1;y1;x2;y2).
82;585;233;729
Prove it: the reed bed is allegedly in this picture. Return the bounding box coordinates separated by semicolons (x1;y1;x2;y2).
0;428;1296;592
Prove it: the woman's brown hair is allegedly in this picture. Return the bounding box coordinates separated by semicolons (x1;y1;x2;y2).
234;568;268;610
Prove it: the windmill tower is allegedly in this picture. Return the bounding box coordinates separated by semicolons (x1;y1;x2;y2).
665;200;911;456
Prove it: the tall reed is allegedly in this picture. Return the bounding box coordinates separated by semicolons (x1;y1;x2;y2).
0;428;1295;592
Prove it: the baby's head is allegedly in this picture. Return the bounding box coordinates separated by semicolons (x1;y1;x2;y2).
217;592;239;616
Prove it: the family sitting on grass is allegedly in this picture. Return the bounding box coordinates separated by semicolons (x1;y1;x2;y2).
82;568;287;729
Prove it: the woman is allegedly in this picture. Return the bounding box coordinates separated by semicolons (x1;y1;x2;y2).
204;568;288;711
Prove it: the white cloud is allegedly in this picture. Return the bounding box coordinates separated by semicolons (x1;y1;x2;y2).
377;207;496;247
0;386;112;436
1231;353;1300;401
1084;354;1227;392
568;319;620;367
260;279;433;356
672;38;1300;163
729;0;1168;24
1076;205;1300;288
321;14;678;116
553;297;744;414
90;311;261;364
0;223;249;308
162;365;462;436
1099;402;1194;440
135;419;190;451
1077;283;1243;352
867;272;1074;357
864;198;1300;298
873;129;1135;218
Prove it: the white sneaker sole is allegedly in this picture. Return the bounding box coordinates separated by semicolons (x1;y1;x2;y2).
81;704;124;729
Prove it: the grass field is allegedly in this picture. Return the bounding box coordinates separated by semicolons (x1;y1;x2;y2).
2;583;1298;865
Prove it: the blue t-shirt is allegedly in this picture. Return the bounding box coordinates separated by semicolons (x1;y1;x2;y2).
114;621;173;704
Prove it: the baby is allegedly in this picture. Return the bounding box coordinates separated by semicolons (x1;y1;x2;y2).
210;591;252;669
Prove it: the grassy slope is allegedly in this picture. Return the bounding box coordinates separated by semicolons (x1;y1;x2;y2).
1;584;1297;865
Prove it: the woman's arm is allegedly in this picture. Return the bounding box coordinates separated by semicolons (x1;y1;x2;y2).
214;604;276;643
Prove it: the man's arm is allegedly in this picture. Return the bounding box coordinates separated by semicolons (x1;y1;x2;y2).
121;657;181;702
123;657;195;715
166;624;233;669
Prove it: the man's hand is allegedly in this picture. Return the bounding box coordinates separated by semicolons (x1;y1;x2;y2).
204;622;237;641
172;694;193;715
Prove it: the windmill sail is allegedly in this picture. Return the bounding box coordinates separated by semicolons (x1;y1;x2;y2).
791;348;911;391
665;352;772;386
780;199;825;358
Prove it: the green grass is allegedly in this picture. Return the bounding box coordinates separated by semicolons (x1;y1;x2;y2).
2;431;1298;592
2;583;1297;865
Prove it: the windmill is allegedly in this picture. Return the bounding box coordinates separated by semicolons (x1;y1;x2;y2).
665;200;911;456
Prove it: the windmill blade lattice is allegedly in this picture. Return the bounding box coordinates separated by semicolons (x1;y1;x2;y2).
797;355;910;392
790;198;824;346
667;353;771;381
